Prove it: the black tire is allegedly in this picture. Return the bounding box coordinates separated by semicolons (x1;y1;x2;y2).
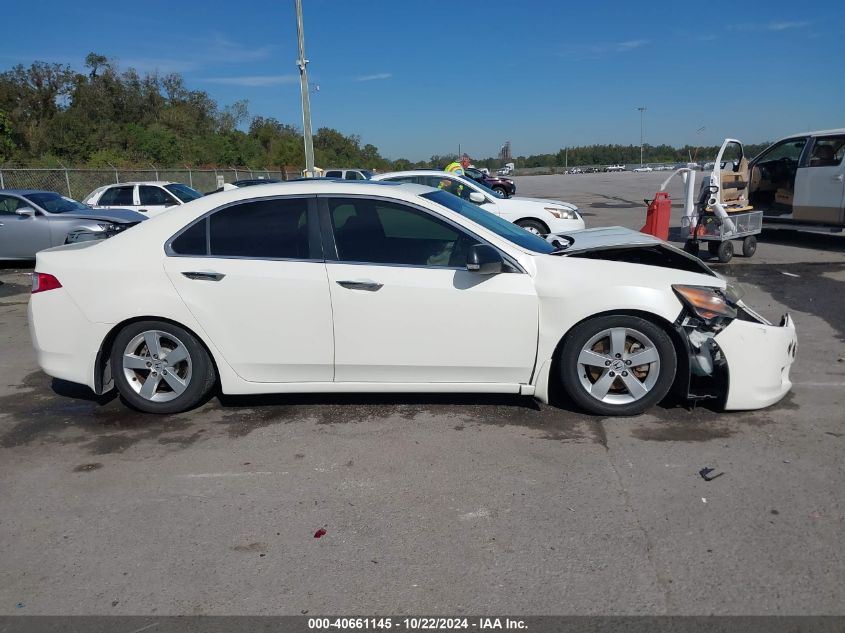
493;186;509;198
716;240;734;263
110;320;216;414
742;235;757;257
683;240;700;257
559;315;677;416
516;219;548;235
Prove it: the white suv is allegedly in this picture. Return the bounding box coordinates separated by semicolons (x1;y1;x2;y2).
84;181;203;217
372;170;583;235
323;169;373;180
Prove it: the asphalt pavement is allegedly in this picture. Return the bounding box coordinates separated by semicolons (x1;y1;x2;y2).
0;172;843;615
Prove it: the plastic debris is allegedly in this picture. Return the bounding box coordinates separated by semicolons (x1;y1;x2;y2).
314;528;327;538
701;498;707;503
699;467;725;481
780;271;800;277
15;603;25;609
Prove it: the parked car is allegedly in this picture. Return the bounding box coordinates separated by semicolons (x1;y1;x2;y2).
633;166;653;173
569;168;584;174
372;170;582;235
463;166;516;197
207;178;283;194
605;165;625;172
747;128;845;229
323;169;373;180
84;181;203;217
28;180;797;417
0;189;146;260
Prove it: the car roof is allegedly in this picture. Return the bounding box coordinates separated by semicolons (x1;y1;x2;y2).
375;170;467;178
784;128;845;138
102;181;177;186
197;179;425;198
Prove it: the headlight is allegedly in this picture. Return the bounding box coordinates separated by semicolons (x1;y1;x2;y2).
96;222;116;231
544;207;579;220
673;285;737;321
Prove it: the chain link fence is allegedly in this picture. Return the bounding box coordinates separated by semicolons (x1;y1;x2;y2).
0;166;300;199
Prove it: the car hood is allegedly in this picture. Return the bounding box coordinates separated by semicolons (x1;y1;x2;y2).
547;226;718;277
53;208;147;223
499;196;578;211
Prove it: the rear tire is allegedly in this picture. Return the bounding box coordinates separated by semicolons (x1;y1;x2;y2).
559;315;677;416
110;320;216;414
493;186;509;198
516;219;548;235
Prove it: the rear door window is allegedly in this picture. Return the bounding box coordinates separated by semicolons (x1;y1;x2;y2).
98;186;135;206
139;186;177;205
805;136;845;168
325;171;342;178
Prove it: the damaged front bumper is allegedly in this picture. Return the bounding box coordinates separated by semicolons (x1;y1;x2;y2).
676;304;797;410
715;311;797;410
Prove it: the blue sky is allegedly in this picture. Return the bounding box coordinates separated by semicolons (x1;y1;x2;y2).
2;0;843;160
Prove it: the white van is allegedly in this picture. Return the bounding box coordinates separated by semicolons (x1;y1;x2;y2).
749;129;845;228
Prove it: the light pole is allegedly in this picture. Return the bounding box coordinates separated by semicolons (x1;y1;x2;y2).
637;106;646;167
295;0;315;177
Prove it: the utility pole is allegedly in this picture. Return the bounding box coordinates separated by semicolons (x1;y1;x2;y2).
295;0;315;177
637;106;647;167
565;147;568;169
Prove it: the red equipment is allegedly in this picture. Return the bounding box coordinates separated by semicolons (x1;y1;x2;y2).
641;191;671;241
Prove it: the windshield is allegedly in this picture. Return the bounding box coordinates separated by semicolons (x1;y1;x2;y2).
421;190;555;254
164;183;203;202
26;192;90;213
360;170;374;179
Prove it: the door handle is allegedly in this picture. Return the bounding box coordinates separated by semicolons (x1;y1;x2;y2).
182;271;225;281
833;174;844;182
139;209;149;213
336;280;383;291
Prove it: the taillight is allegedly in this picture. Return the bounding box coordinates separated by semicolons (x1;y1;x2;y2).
31;272;62;294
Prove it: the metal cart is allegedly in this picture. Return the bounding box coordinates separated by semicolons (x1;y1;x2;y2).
682;207;763;263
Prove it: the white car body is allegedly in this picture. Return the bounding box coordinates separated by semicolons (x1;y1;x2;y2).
605;165;626;172
83;181;203;217
28;180;796;416
372;170;584;234
633;166;653;173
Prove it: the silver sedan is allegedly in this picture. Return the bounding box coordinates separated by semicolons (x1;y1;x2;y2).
0;189;147;260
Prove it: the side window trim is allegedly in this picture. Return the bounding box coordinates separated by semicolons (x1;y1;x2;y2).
315;193;524;273
164;195;324;262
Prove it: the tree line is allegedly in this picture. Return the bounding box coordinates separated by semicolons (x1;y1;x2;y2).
0;54;769;172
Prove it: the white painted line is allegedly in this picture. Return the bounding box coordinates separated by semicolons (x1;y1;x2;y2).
182;471;282;478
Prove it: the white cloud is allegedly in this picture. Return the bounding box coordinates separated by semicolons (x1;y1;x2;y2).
354;73;392;82
201;75;299;87
766;21;811;31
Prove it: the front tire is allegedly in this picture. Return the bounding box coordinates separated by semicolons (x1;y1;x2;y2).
559;315;677;416
516;219;548;235
110;320;216;414
493;186;509;198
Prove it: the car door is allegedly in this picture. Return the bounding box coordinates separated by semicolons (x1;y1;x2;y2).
163;195;334;383
320;195;538;384
0;194;52;259
139;185;179;216
793;135;845;225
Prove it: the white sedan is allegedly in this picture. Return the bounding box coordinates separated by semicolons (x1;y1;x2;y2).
632;166;654;173
28;181;796;416
372;170;583;235
83;181;203;217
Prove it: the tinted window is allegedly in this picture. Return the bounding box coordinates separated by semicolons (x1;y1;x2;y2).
419;176;474;201
209;198;312;259
383;176;417;184
25;192;88;213
757;138;807;163
325;171;342;178
171;219;208;255
98;186;134;206
329;197;476;267
345;171;362;180
139;186;175;205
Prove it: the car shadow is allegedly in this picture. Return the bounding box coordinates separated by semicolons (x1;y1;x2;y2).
759;228;845;253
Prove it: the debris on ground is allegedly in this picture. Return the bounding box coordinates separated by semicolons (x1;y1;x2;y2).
780;271;800;277
699;467;725;481
314;528;327;538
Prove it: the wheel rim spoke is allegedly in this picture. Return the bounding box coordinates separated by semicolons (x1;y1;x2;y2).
627;347;658;366
143;331;161;358
162;372;188;395
164;344;188;365
620;372;649;399
123;354;149;370
578;349;609;368
609;328;627;358
590;370;616;399
139;374;161;400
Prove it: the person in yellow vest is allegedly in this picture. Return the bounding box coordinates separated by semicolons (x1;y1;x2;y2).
442;154;472;198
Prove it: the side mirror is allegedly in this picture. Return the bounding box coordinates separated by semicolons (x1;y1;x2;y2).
466;244;504;275
15;206;36;218
469;191;485;204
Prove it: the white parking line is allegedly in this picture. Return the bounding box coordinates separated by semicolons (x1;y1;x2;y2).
182;471;283;478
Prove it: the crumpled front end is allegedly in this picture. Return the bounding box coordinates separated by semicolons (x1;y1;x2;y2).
715;310;797;410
